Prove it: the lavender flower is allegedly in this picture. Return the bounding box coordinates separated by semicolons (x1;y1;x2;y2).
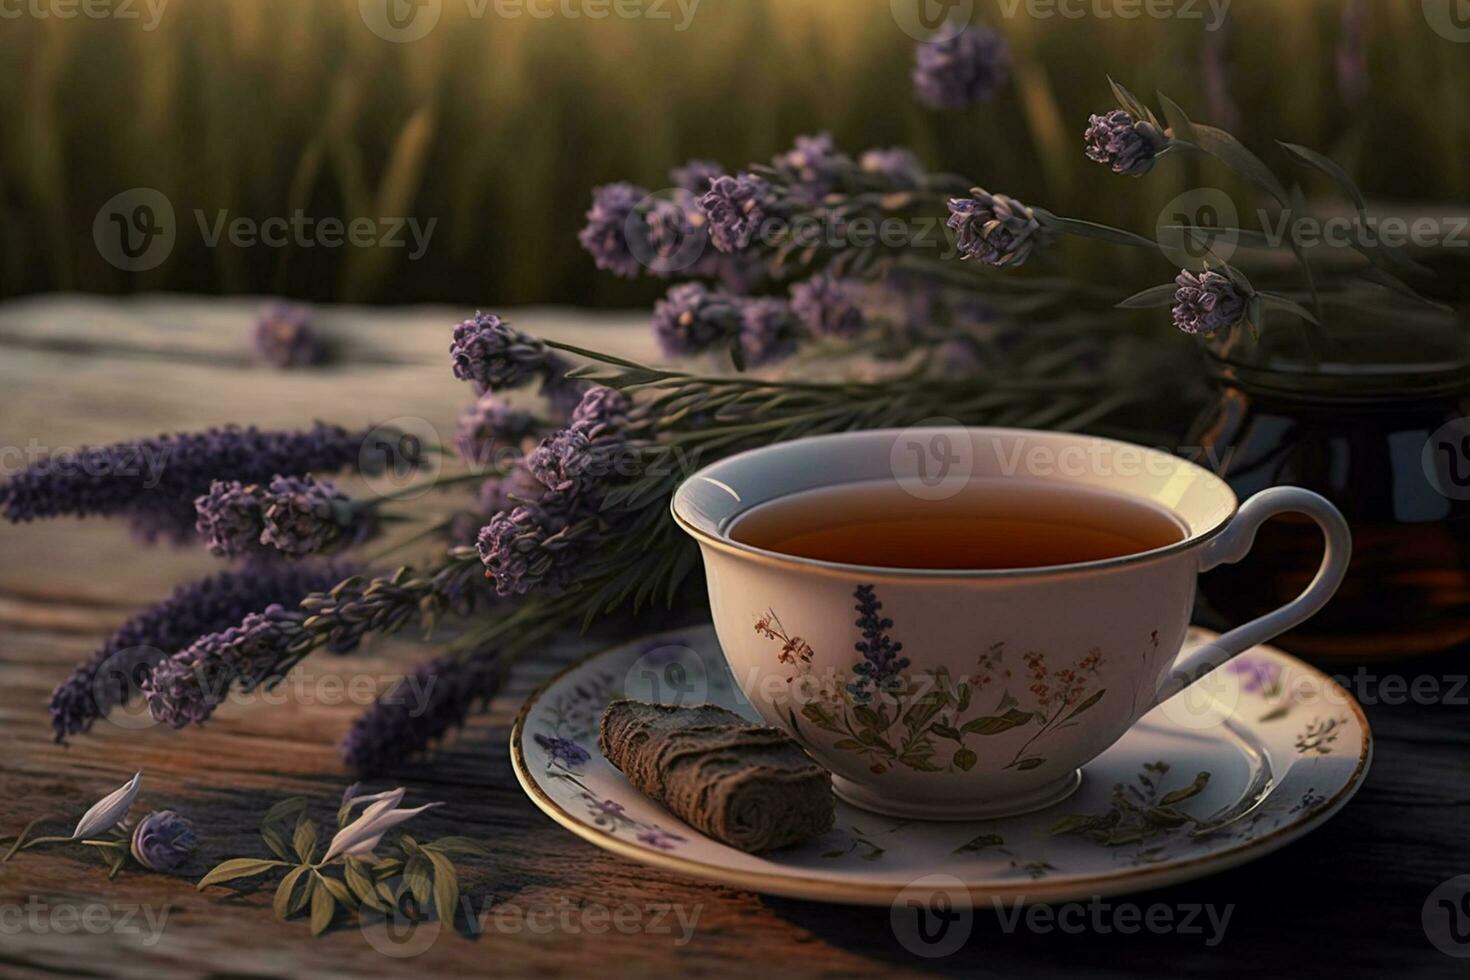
340;647;502;776
652;283;743;357
535;733;590;767
0;424;403;536
143;604;305;728
48;564;350;742
526;414;629;500
1171;269;1247;335
578;182;647;279
261;474;365;558
774;133;847;201
698;174;772;254
847;585;910;702
860;147;926;188
450;312;554;393
739;298;800;367
130;811;197;872
1084;110;1168;177
476;495;602;596
252;303;324;369
455;395;540;467
790;273;866;338
671;159;725;195
571;386;632;427
947;189;1041;267
194;480;270;558
913;26;1010;111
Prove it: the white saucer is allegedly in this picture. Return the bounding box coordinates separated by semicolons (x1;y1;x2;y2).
510;627;1371;906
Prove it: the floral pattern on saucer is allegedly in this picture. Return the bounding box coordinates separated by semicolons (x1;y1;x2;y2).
511;626;1371;906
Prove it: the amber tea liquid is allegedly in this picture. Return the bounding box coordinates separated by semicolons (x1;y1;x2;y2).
729;478;1186;570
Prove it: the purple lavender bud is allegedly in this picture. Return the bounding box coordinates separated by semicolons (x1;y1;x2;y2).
194;480;270;558
48;564;351;742
774;133;847;201
252;303;324;369
671;159;725;195
738;299;800;367
790;273;866;338
130;810;197;872
859;147;926;187
913;26;1010;111
476;495;601;597
1172;269;1247;335
571;386;632;427
526;414;629;500
652;282;744;357
847;584;910;702
947;189;1041;267
1084;110;1168;177
455;395;540;468
260;474;365;558
578;183;648;280
0;423;400;534
340;647;502;776
143;604;304;728
450;312;553;393
698;174;772;254
642;190;709;277
534;733;590;767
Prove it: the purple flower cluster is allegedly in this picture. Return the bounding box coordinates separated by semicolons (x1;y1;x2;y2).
571;385;632;427
130;810;197;872
142;604;305;728
340;647;503;776
535;733;591;767
578;183;646;279
526;414;629;499
947;189;1042;267
859;147;926;188
790;273;866;339
252;303;324;369
913;26;1011;111
773;133;848;202
451;312;557;393
698;174;772;254
651;283;744;357
0;424;402;543
195;475;368;559
1083;110;1168;177
47;564;350;742
739;298;800;367
456;395;540;469
847;584;910;702
1172;269;1247;335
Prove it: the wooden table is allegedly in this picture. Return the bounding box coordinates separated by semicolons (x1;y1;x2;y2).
1;296;1467;979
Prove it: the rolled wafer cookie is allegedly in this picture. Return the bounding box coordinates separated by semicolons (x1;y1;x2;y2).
598;700;835;853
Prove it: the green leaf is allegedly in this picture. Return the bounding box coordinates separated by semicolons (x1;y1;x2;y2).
1013;757;1046;771
952;747;978;771
1115;284;1178;309
1050;814;1097;836
1185;125;1289;206
260;825;291;861
262;797;310;828
956;684;971;713
853;705;883;730
309;876;337;936
832;739;866;751
954;833;1005;853
273;865;310;920
2;814;57;864
800;703;842;733
1276;142;1365;214
1061;689;1106;722
405;855;434;908
344;858;388;911
1159;771;1212;806
425;837;495;859
961;708;1034;736
1107;75;1150;122
314;871;357;910
197;858;288;890
728;338;746;373
1157;92;1194;140
424;849;461;924
292;815;319;864
1258;292;1321;326
1041;213;1161;250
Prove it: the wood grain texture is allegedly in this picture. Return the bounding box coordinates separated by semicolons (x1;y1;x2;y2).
0;296;1467;979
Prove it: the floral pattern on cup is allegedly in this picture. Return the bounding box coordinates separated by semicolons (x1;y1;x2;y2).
754;584;1119;776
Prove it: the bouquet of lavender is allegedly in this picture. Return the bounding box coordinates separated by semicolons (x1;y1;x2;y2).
6;28;1455;778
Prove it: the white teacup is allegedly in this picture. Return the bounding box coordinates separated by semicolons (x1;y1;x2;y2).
671;427;1351;820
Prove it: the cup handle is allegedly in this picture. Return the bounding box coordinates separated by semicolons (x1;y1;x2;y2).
1153;486;1352;706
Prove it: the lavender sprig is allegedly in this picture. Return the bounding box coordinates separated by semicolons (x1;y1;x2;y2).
913;26;1011;111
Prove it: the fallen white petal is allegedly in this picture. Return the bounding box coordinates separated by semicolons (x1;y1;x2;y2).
71;771;142;840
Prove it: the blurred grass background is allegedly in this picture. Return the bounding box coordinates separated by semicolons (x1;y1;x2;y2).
0;0;1465;307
